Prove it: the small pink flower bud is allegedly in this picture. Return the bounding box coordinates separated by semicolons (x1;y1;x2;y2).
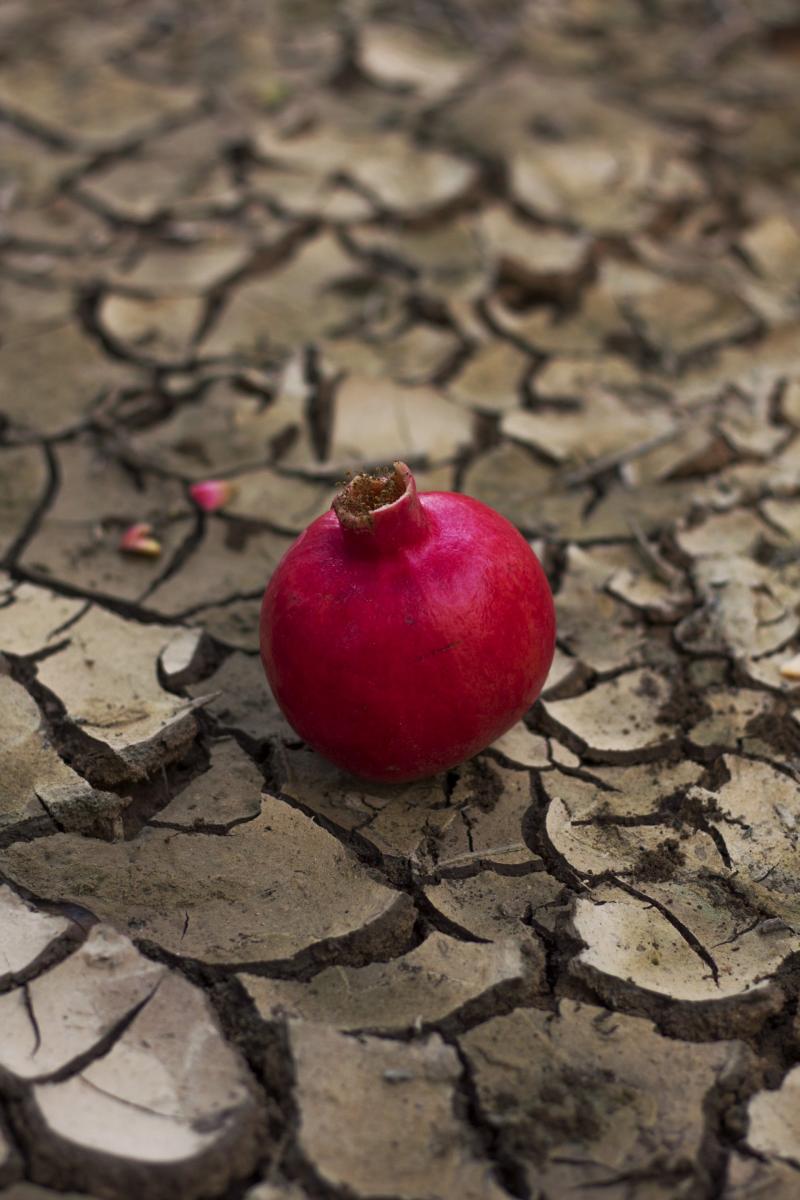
189;479;236;512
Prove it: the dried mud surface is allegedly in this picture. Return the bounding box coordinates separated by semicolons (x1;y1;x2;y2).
2;1;800;1197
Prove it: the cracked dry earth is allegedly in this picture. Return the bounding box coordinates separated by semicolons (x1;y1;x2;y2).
4;3;800;1200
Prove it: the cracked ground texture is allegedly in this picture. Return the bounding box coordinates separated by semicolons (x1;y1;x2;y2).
2;0;800;1197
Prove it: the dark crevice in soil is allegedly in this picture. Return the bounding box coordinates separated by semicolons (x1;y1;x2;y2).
0;1092;25;1183
135;895;418;985
523;773;593;893
304;344;339;464
7;561;196;627
1;442;59;569
612;876;720;983
32;981;163;1087
136;509;206;605
448;1036;531;1200
0;102;77;151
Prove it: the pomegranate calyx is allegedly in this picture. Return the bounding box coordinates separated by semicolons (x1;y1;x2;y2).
332;462;429;550
333;462;407;528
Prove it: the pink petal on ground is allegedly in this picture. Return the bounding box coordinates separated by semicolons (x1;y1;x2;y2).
189;479;236;512
119;522;162;558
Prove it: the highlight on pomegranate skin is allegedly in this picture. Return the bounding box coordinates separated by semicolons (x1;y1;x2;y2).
260;462;556;783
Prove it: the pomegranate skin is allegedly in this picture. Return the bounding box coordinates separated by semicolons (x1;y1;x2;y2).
260;464;555;782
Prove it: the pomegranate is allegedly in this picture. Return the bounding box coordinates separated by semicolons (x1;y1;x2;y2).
260;462;555;782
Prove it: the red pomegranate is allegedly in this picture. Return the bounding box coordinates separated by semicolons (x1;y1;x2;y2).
260;462;555;782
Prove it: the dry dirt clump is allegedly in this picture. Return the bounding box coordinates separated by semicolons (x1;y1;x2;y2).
2;1;800;1197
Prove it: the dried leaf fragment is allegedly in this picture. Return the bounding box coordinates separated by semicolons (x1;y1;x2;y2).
780;653;800;681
